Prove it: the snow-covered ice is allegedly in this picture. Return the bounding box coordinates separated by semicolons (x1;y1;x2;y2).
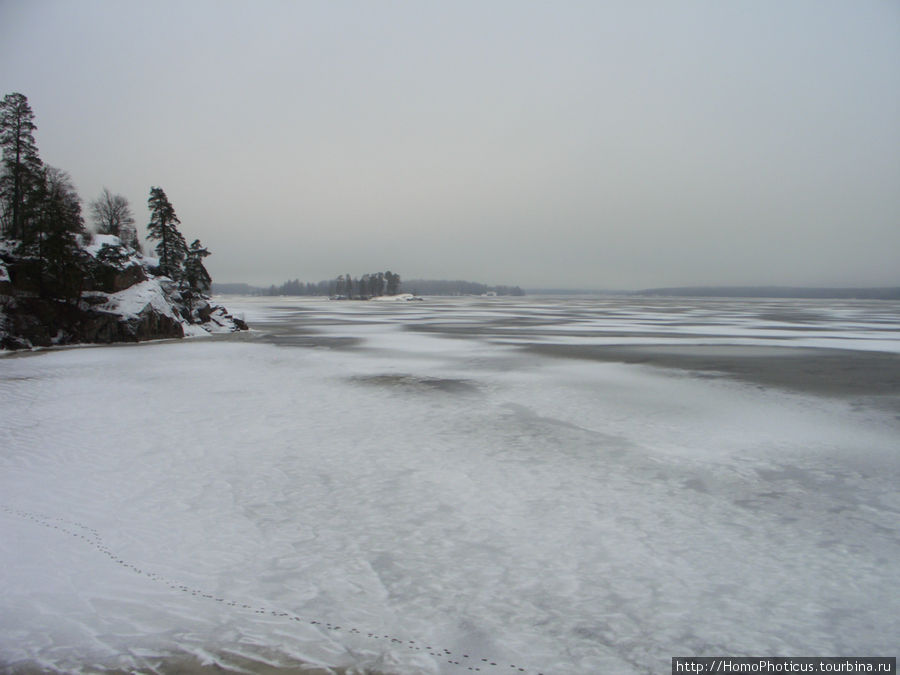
1;295;898;673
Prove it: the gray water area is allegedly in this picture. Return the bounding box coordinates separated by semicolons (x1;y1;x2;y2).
239;294;900;400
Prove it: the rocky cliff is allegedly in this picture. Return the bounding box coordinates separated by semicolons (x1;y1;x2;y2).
0;235;247;351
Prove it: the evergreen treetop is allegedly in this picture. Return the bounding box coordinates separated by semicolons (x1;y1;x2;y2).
0;92;43;241
146;186;187;280
184;238;212;294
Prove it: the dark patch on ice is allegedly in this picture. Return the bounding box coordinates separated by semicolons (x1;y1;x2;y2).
263;333;363;349
498;402;632;461
350;373;480;395
682;477;709;493
757;310;829;324
500;402;587;432
755;465;825;491
523;343;900;399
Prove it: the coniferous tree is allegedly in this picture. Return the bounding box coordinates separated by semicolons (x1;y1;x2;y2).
385;270;400;295
31;166;86;299
146;186;187;280
184;239;212;295
0;92;43;241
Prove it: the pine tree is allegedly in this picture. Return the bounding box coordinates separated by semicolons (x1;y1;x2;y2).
146;186;187;280
31;166;86;299
184;239;212;295
0;92;43;241
385;270;400;295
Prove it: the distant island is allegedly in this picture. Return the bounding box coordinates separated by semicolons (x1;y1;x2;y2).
215;276;525;298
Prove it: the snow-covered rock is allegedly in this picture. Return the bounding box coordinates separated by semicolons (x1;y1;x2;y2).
0;237;247;350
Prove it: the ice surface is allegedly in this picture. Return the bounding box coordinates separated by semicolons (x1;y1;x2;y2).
1;296;899;673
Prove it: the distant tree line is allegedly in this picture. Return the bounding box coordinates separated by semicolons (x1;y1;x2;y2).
0;92;212;302
264;271;401;298
403;279;524;296
634;286;900;300
257;276;524;297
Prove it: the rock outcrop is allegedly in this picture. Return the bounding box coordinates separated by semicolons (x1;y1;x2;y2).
0;235;247;351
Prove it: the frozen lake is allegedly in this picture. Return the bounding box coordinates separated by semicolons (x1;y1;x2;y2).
2;295;899;674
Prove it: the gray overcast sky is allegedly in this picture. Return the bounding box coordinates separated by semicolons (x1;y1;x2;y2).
2;0;898;289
